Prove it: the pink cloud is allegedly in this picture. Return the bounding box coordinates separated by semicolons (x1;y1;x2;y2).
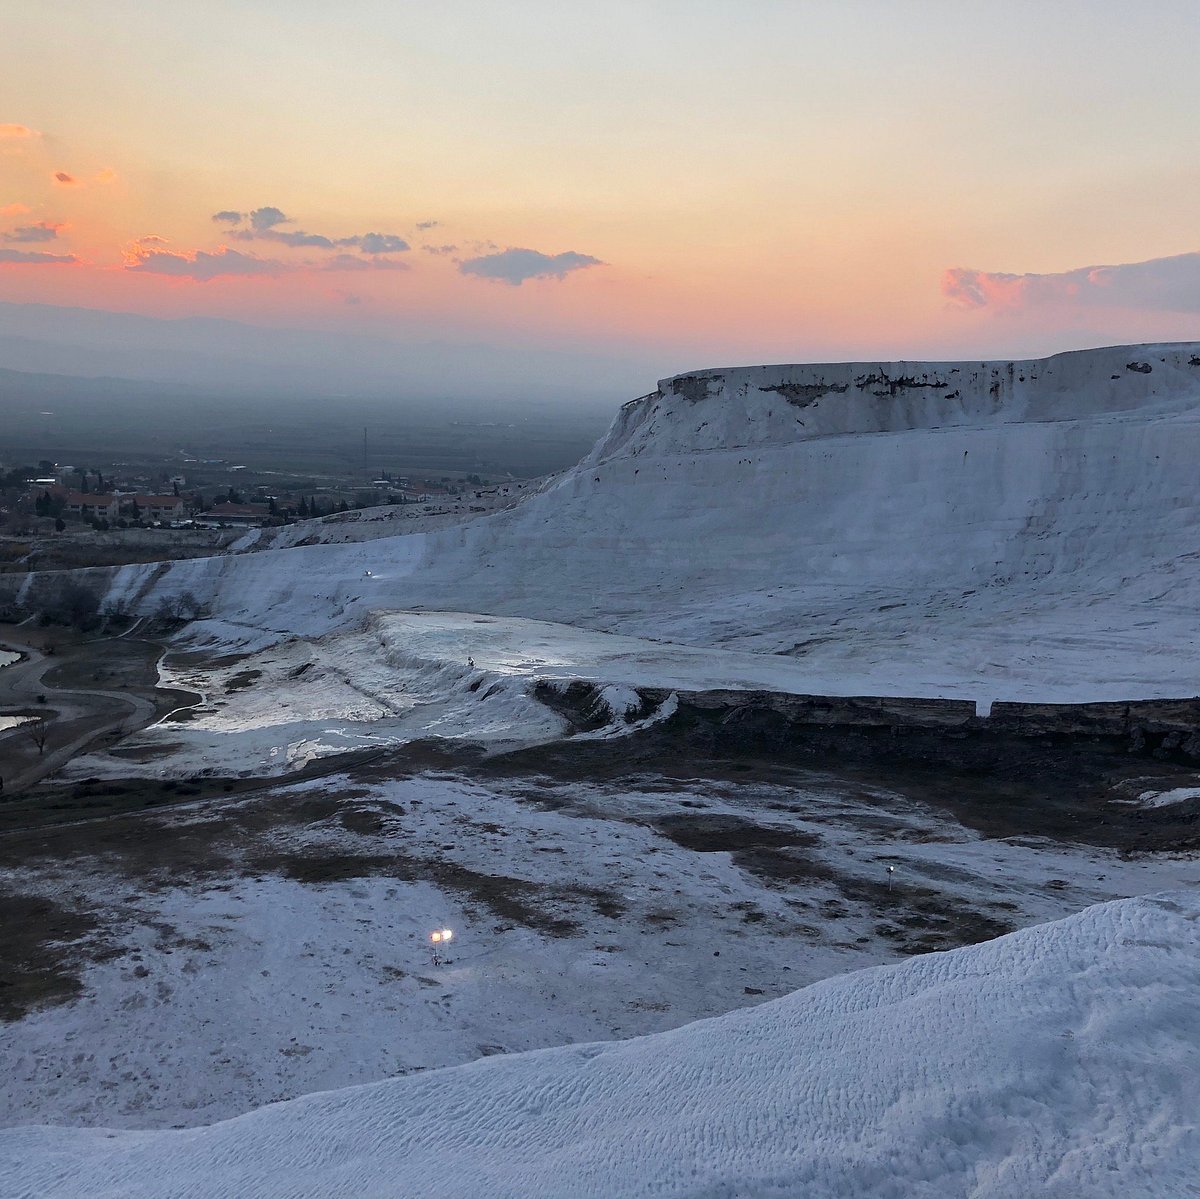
943;252;1200;314
0;247;77;266
0;124;39;139
124;243;291;282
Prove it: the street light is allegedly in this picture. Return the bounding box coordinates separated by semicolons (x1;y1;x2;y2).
430;927;454;965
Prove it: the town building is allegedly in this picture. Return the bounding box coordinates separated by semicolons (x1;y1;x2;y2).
59;492;120;522
125;495;186;522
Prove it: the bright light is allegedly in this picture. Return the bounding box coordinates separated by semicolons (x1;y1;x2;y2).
430;928;454;944
441;928;454;942
430;931;443;944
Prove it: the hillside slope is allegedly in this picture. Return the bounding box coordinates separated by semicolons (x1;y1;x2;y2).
20;342;1200;701
5;891;1197;1199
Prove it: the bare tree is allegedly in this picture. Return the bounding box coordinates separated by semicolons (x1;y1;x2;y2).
27;717;49;756
153;590;210;629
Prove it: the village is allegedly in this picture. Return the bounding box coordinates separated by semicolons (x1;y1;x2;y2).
0;458;532;573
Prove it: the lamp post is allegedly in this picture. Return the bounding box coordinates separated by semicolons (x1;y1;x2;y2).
430;927;454;966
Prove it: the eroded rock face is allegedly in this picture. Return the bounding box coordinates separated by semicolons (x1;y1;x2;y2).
590;342;1200;461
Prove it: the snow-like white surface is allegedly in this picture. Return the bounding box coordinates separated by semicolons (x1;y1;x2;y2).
227;491;528;554
1131;786;1200;809
63;598;1200;780
5;766;1197;1130
6;891;1198;1198
7;346;1200;1193
90;342;1200;702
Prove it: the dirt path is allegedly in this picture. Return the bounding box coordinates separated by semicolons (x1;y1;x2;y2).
0;625;199;795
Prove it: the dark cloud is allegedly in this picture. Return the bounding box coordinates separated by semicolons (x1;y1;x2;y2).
125;245;288;282
422;244;458;256
416;220;439;231
248;206;289;232
943;251;1200;314
4;221;62;244
322;253;409;272
339;232;410;255
0;247;77;265
232;227;336;248
458;246;604;286
53;171;77;186
218;208;408;256
268;229;333;248
271;229;336;248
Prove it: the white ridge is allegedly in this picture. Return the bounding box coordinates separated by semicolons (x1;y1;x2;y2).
4;892;1197;1198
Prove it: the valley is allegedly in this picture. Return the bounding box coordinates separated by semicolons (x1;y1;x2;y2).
2;344;1199;1194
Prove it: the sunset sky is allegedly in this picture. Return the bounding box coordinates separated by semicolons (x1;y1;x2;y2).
2;0;1198;397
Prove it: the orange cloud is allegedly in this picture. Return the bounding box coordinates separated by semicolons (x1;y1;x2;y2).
0;203;31;217
0;124;39;139
94;167;118;184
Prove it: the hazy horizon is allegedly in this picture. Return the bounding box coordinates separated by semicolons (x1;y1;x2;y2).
3;1;1198;401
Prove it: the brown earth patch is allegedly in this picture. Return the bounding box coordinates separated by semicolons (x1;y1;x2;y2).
0;890;113;1021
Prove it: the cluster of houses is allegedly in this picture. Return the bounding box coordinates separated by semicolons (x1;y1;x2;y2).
52;489;187;524
25;476;477;532
42;486;278;527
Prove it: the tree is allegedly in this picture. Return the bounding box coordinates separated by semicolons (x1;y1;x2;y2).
54;517;65;533
79;471;90;493
27;717;49;756
154;590;209;628
61;582;102;631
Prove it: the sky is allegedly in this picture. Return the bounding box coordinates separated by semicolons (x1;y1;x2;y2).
1;0;1199;400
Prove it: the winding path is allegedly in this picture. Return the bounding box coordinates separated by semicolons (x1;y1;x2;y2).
0;630;164;794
